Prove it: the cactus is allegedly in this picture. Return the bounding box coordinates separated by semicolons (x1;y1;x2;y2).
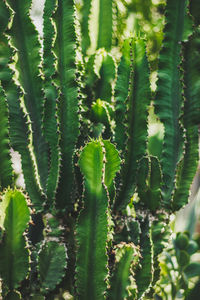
0;189;30;294
0;0;199;299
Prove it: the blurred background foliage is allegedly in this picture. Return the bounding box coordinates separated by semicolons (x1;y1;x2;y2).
11;0;199;298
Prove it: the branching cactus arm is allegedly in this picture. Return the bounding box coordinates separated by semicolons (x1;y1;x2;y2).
53;0;80;211
0;0;43;211
172;15;200;211
97;0;113;51
43;0;60;204
114;38;151;211
154;0;190;207
135;217;153;299
5;0;49;192
108;243;140;300
0;85;13;189
38;241;67;295
75;140;120;299
114;39;132;154
75;140;109;299
80;0;92;55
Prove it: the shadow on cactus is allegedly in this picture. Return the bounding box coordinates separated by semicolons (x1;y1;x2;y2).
0;0;200;299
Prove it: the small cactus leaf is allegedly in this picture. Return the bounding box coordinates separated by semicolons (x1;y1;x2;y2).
0;84;13;189
53;0;80;210
154;0;189;207
76;140;110;299
43;0;61;204
38;241;67;293
4;291;21;300
114;37;151;211
5;0;49;192
114;39;132;154
80;0;92;55
0;1;44;211
108;243;139;300
0;189;30;289
97;0;113;51
135;218;153;299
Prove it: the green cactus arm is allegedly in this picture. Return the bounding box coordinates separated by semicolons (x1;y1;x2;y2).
75;140;108;299
137;157;150;207
85;50;115;105
38;241;67;294
172;126;198;211
0;189;30;290
80;0;92;55
182;29;200;126
5;0;49;192
154;0;189;206
43;0;60;204
97;0;113;51
108;243;139;300
137;156;162;212
114;38;151;211
114;39;132;153
102;139;121;204
0;85;13;189
53;0;79;210
95;51;116;103
148;217;170;296
84;53;98;103
135;217;153;299
0;1;44;211
149;156;162;212
103;140;121;190
172;30;200;211
91;99;113;129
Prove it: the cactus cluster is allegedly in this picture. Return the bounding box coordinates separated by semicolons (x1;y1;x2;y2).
0;0;199;299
